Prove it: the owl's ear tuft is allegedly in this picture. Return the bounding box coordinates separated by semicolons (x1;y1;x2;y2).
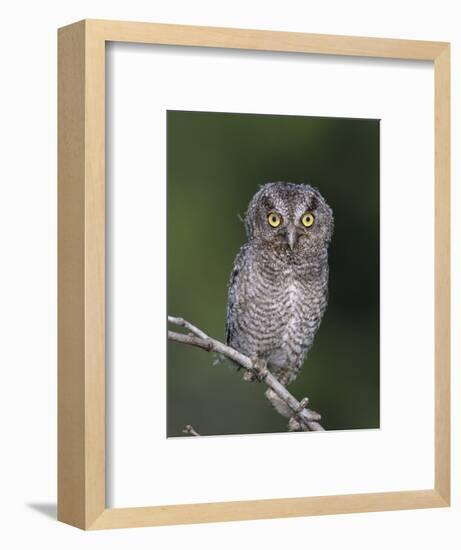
325;203;334;245
309;194;319;211
309;185;323;199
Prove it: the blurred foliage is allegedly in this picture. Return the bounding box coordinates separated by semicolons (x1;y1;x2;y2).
167;110;379;436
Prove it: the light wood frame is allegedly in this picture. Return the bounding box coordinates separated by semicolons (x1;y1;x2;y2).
58;19;451;530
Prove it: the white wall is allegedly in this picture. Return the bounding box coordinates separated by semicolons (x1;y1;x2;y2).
0;1;458;548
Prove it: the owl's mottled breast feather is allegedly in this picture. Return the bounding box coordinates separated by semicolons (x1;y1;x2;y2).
225;243;250;348
225;240;329;383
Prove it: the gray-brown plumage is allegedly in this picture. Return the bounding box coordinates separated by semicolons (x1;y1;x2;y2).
225;182;333;428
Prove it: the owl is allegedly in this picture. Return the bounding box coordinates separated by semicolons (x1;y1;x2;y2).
225;182;334;429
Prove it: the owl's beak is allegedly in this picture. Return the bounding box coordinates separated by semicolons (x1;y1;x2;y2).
286;225;298;251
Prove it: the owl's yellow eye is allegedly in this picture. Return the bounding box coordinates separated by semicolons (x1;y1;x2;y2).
267;212;282;228
301;212;315;228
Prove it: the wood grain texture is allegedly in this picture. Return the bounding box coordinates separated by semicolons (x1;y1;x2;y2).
58;20;86;529
84;20;106;527
58;20;106;529
57;19;451;530
90;490;447;530
434;45;451;504
84;19;447;60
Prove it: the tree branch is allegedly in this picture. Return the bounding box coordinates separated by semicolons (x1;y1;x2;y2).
167;316;324;432
182;424;201;437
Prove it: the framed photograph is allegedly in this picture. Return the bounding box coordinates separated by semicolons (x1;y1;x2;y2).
58;19;450;529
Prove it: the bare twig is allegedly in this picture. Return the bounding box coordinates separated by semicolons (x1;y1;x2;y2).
168;316;209;340
182;424;201;437
168;317;324;432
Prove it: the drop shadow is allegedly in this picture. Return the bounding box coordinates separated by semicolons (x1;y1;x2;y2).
26;502;57;520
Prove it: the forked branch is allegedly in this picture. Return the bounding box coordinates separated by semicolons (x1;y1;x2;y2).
168;316;324;432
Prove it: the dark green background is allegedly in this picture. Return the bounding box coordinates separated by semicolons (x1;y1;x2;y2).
167;110;380;437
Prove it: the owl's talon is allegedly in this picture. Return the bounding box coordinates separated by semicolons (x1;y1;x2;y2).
253;358;269;382
243;358;269;382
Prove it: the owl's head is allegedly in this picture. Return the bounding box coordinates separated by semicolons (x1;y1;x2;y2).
244;182;334;252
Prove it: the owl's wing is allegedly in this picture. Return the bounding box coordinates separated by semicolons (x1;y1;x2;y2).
225;244;249;347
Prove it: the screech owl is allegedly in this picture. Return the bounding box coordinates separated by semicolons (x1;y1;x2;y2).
225;182;334;428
